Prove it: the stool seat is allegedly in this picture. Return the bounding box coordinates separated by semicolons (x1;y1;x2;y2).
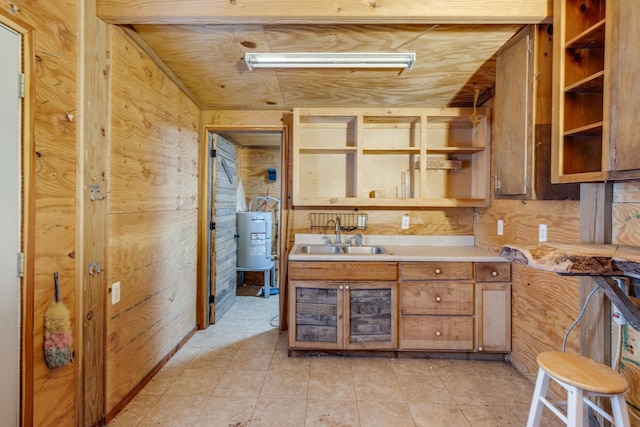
528;351;630;427
538;351;628;395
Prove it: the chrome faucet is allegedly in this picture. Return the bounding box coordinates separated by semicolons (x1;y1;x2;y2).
335;216;342;244
353;233;363;246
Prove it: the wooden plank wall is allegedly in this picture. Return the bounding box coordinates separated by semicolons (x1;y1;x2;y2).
8;2;80;425
475;199;582;380
213;136;237;322
612;181;640;419
106;26;199;411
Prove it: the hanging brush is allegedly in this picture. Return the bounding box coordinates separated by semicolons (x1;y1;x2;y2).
43;272;73;368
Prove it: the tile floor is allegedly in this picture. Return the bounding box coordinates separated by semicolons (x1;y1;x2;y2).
108;295;562;427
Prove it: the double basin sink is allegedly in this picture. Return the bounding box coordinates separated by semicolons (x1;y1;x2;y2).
295;244;388;255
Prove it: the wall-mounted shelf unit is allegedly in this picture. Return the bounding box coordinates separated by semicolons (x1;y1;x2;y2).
552;0;640;183
292;107;491;208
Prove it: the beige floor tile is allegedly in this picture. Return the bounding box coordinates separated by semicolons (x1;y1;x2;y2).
357;401;416;427
239;328;280;350
270;349;312;372
186;347;237;370
350;357;394;376
309;355;352;372
260;369;309;399
249;398;307;427
443;374;506;406
164;367;225;396
460;404;524;426
213;369;267;398
308;370;356;401
396;374;456;404
390;358;439;376
193;397;256;427
407;402;471;427
137;395;208;427
305;399;359;427
228;347;274;371
353;371;405;402
108;394;161;426
137;366;182;396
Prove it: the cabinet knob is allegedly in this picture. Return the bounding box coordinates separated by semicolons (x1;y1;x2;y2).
435;296;441;302
435;331;442;337
339;285;344;290
435;268;441;275
478;346;483;352
492;271;498;277
345;285;350;290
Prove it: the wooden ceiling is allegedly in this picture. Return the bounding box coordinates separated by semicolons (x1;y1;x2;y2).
130;23;523;110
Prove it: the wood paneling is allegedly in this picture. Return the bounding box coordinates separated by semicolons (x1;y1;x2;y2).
106;27;199;413
474;198;581;382
97;0;552;24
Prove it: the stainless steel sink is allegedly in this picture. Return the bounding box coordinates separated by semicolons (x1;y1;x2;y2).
297;245;342;254
341;245;387;254
295;245;387;255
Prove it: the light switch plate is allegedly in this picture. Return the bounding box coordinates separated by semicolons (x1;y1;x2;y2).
539;224;547;242
112;282;121;305
401;215;410;230
497;220;504;236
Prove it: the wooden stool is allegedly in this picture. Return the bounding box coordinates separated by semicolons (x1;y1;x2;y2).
527;351;630;427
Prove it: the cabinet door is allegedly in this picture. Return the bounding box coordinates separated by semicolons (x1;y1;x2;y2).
345;282;398;350
289;281;344;349
494;26;533;197
475;282;511;352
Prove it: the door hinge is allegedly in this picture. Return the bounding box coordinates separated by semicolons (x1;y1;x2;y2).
17;252;24;278
524;176;530;190
18;73;24;99
494;175;501;191
209;294;215;303
210;222;216;230
210;148;217;158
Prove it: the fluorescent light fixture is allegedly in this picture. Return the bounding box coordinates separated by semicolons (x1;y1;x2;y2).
244;52;415;71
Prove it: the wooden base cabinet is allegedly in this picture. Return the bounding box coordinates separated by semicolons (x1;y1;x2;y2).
475;263;512;352
288;262;398;350
398;262;511;353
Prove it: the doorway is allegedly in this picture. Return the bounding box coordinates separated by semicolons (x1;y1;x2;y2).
201;126;285;329
0;21;22;427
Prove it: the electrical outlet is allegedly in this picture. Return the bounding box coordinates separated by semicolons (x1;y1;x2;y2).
497;220;504;236
112;282;121;305
539;224;547;242
401;215;410;230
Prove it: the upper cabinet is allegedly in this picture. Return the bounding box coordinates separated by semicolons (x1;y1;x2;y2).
494;25;579;200
552;0;640;183
292;107;490;207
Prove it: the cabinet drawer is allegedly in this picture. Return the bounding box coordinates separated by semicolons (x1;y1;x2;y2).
400;282;474;315
289;261;398;281
400;316;474;350
400;262;472;280
475;263;511;282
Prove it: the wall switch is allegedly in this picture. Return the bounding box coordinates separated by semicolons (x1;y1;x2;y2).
497;220;504;236
539;224;547;242
401;215;410;230
112;282;121;305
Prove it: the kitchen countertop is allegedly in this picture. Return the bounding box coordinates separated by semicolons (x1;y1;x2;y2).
288;234;508;262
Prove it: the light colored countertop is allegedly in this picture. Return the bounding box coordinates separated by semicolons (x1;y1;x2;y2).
288;234;508;263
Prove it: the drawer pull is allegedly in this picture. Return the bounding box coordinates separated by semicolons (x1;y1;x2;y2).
492;271;498;277
478;346;483;352
435;296;441;302
435;268;441;275
435;331;442;337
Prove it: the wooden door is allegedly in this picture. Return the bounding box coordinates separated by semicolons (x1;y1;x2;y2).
208;134;238;323
0;22;21;427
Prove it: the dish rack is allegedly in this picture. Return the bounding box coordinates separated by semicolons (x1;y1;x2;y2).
308;212;368;232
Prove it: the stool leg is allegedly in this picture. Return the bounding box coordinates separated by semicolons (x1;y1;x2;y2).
610;393;631;427
527;368;550;427
264;268;270;299
566;385;586;427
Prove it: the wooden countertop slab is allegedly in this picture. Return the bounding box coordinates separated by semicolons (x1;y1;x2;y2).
500;242;640;329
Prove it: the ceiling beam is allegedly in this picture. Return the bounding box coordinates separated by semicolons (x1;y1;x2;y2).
97;0;552;25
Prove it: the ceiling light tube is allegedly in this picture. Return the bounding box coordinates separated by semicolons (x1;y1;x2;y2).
245;52;415;71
